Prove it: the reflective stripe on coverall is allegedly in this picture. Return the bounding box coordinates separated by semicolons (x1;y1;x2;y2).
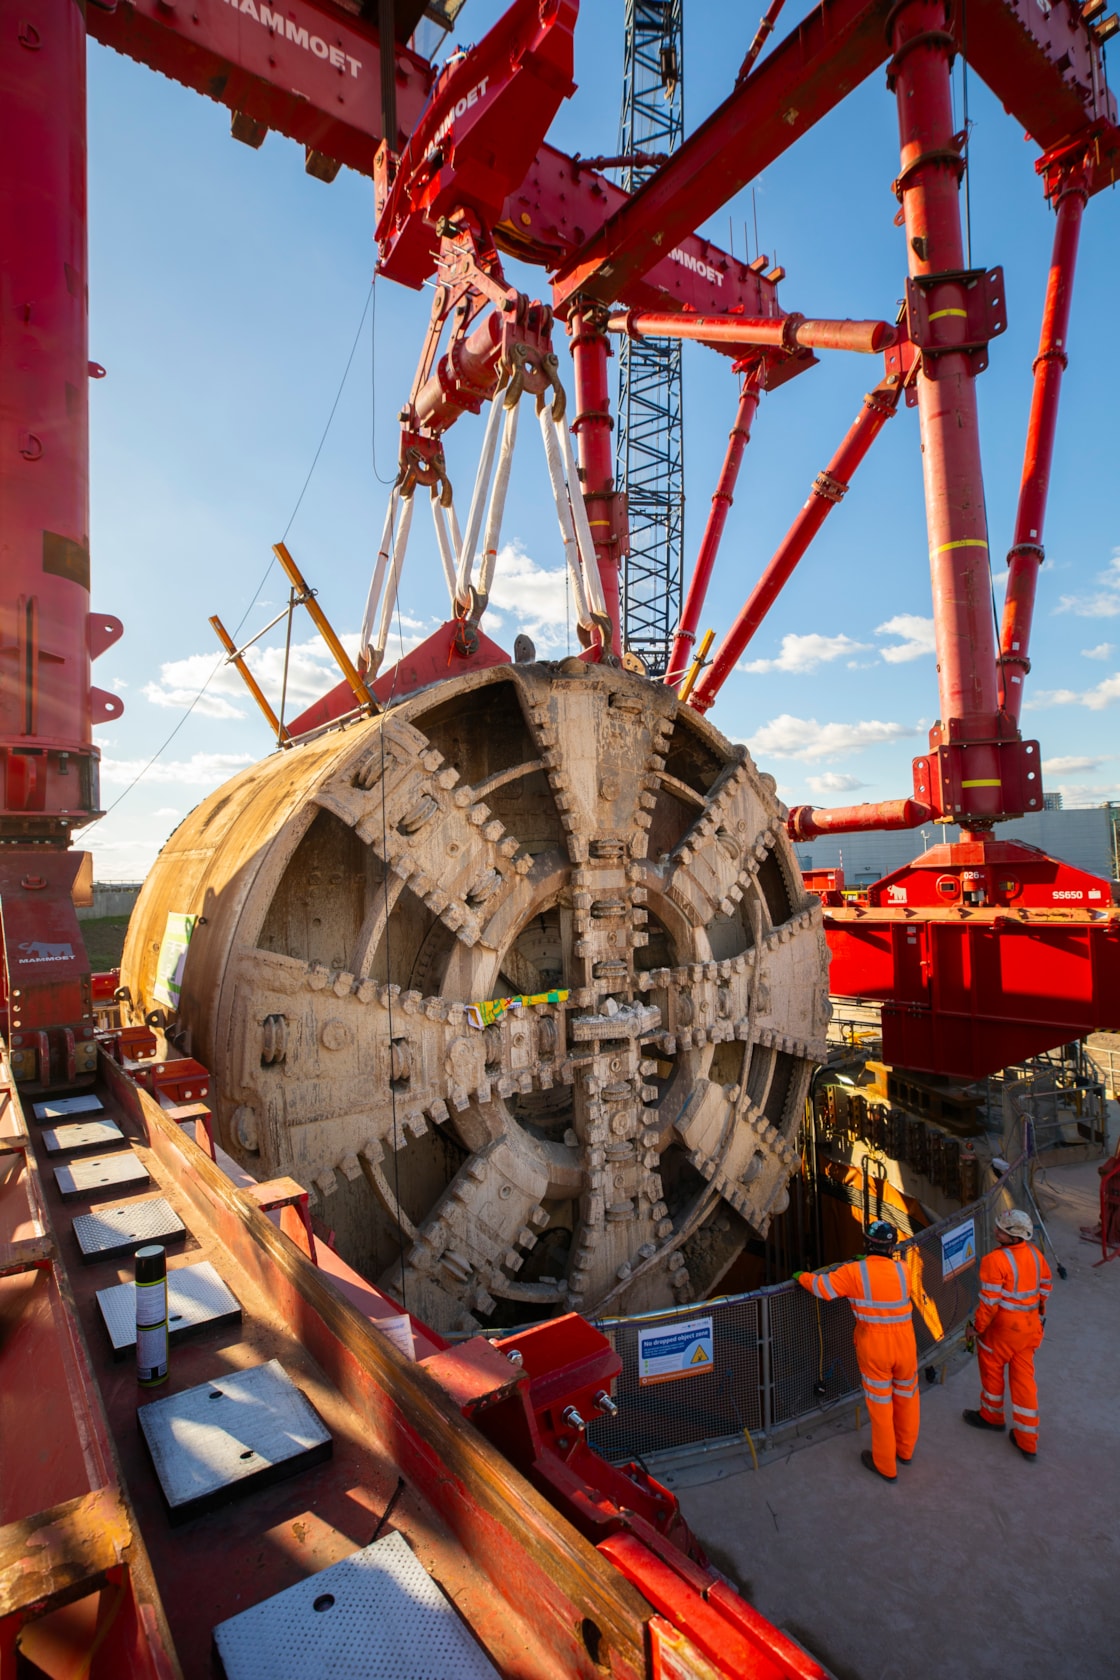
799;1256;918;1478
974;1240;1052;1453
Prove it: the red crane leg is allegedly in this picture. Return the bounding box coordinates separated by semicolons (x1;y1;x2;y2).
999;167;1088;721
567;305;623;657
0;0;114;1089
666;374;762;689
890;0;1003;815
0;0;120;825
689;378;899;714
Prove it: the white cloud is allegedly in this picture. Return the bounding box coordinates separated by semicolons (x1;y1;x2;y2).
1082;643;1113;661
1028;673;1120;712
1047;781;1120;806
486;542;570;652
744;714;919;762
143;633;368;719
875;614;936;663
1042;756;1106;775
805;771;867;796
152;806;182;819
1055;552;1120;618
740;632;869;675
100;751;255;786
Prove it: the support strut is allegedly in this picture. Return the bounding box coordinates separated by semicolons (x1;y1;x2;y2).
998;161;1089;722
568;304;623;657
666;371;763;688
689;377;900;713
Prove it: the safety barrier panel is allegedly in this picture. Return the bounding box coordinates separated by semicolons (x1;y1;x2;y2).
586;1159;1029;1465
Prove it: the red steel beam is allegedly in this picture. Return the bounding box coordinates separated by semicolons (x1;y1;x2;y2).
608;309;894;355
689;376;901;714
998;162;1089;722
551;0;896;309
666;372;763;689
88;0;434;175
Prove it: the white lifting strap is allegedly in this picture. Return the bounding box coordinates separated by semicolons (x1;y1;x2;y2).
366;490;415;676
478;401;519;602
454;385;507;612
432;494;462;606
538;404;592;631
555;415;610;623
360;487;400;667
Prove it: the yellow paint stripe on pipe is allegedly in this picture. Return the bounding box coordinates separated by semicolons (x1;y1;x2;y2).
961;779;1002;788
928;308;968;320
931;538;989;553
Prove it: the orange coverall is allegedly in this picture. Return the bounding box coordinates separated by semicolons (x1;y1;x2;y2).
974;1239;1052;1453
799;1256;918;1478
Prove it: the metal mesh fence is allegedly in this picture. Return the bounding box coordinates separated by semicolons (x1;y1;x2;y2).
588;1159;1028;1463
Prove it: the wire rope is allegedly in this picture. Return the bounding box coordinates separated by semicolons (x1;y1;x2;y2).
87;281;375;826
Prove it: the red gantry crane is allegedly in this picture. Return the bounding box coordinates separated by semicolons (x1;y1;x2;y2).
2;1;1119;1675
3;0;1120;1088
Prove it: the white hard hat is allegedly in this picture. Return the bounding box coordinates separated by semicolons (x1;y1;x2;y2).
995;1208;1033;1242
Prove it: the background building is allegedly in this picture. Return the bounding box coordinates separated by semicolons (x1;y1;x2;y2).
794;805;1120;888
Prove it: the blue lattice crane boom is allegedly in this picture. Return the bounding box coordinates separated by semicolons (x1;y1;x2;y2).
616;0;685;678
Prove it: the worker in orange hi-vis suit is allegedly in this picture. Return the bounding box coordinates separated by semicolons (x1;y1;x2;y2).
794;1219;918;1482
963;1207;1052;1460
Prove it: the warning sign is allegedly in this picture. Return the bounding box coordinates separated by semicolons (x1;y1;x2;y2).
941;1217;977;1280
637;1315;714;1387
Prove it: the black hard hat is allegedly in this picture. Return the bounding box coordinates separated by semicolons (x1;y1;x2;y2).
865;1219;897;1254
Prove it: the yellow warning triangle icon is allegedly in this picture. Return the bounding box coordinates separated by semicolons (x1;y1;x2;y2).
689;1345;710;1365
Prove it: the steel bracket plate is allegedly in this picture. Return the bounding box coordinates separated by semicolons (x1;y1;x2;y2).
96;1259;241;1357
54;1152;150;1201
73;1196;186;1262
905;266;1006;377
212;1529;501;1679
41;1119;124;1156
138;1359;332;1524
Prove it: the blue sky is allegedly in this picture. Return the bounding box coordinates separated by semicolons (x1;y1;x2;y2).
84;3;1120;880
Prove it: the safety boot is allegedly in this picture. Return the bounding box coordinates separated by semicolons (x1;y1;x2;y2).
962;1409;1005;1431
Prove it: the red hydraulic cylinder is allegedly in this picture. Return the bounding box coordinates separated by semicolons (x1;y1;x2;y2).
413;312;503;434
689;378;900;713
567;304;623;657
889;0;1001;814
608;309;894;356
998;165;1088;722
787;797;931;842
666;372;762;689
0;0;121;832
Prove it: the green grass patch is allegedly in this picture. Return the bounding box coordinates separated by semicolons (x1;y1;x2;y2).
80;915;131;971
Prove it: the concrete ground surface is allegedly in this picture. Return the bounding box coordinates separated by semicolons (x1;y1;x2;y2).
678;1146;1119;1680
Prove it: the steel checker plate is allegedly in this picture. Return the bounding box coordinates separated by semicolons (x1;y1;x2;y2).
55;1153;150;1201
138;1359;332;1524
33;1094;104;1121
42;1119;124;1155
73;1198;186;1262
212;1529;502;1680
96;1261;241;1356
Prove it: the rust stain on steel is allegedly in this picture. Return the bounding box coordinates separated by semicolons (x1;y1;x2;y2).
0;1487;132;1619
